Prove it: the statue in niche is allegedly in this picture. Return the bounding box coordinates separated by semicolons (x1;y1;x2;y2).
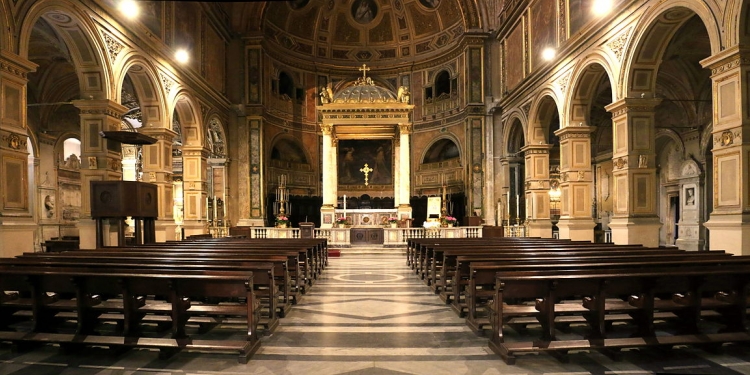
397;86;411;103
320;85;333;104
44;195;55;218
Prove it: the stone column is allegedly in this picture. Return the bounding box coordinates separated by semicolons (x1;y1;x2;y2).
139;127;177;241
393;137;400;207
397;123;413;218
555;124;596;241
320;124;335;227
71;99;127;249
497;157;511;225
521;144;552;238
331;138;338;208
181;147;208;237
0;51;37;256
604;98;662;247
236;117;264;226
701;47;750;255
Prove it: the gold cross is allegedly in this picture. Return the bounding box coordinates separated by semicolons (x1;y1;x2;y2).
358;64;370;79
360;163;373;186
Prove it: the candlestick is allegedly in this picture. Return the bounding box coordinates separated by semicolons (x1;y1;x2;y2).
516;194;519;219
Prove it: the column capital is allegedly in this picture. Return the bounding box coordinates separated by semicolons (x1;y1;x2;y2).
320;123;334;135
520;143;552;154
0;50;38;81
604;97;662;118
555;124;597;139
700;45;750;74
72;99;128;120
398;123;412;135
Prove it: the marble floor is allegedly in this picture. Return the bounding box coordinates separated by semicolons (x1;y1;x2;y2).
2;250;750;374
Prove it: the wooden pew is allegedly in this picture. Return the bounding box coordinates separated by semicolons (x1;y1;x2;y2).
466;252;744;333
488;264;750;364
4;255;285;333
0;265;261;363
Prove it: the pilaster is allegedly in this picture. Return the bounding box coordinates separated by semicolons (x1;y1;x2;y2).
604;98;662;247
0;51;37;256
71;99;127;249
320;124;335;227
700;46;750;254
181;146;208;237
139;127;178;241
554;124;596;242
520;143;552;238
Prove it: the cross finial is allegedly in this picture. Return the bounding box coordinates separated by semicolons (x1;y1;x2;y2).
360;163;374;186
359;64;370;79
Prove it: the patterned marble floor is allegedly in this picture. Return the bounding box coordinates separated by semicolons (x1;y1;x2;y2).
2;251;750;374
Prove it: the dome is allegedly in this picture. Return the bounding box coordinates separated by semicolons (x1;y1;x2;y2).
253;0;471;67
332;78;398;103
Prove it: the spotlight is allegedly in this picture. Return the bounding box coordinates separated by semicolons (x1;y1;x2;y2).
118;0;140;19
542;47;556;61
175;49;190;64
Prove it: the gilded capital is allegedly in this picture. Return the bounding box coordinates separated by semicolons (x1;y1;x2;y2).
320;124;333;135
398;123;412;135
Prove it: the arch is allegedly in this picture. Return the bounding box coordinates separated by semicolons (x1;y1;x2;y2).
622;3;721;98
527;91;561;144
116;55;170;129
171;91;204;149
504;115;527;156
420;135;462;165
725;0;750;46
270;135;311;164
655;128;685;157
206;115;228;158
434;70;451;98
18;1;114;100
565;54;617;128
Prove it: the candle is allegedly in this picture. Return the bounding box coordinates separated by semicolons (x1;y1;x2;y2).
516;194;519;219
507;192;510;219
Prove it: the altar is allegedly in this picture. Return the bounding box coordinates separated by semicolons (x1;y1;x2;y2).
334;209;398;227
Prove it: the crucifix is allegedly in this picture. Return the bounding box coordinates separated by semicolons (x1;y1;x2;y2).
360;163;373;186
358;64;370;79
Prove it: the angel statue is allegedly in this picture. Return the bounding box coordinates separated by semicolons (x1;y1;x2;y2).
397;86;411;103
319;84;333;104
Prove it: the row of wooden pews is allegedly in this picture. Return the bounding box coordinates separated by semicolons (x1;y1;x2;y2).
406;237;750;364
0;237;327;363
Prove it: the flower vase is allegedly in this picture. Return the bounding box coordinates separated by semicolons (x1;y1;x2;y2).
390;223;397;228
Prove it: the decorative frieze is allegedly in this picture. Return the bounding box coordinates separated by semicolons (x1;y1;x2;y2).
159;72;175;93
2;133;25;150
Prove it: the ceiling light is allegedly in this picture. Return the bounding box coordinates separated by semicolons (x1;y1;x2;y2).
175;49;190;64
542;47;556;61
592;0;612;16
118;0;140;19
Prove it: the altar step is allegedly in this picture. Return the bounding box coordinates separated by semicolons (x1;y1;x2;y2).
328;246;405;256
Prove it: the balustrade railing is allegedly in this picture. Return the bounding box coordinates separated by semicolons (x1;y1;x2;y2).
240;226;483;246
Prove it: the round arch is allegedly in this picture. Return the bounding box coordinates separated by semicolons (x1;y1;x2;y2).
171;91;204;149
116;56;170;130
565;55;617;128
419;134;462;165
18;1;114;100
504;114;527;156
527;92;561;144
621;3;721;98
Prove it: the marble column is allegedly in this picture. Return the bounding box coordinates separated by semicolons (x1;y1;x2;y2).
554;124;596;242
397;123;412;218
331;138;338;209
140;127;178;241
520;144;552;238
0;51;37;256
604;98;662;247
701;47;750;255
71;99;127;249
320;124;335;227
393;137;400;207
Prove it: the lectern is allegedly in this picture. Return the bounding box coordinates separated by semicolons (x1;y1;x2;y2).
90;181;158;247
299;222;315;238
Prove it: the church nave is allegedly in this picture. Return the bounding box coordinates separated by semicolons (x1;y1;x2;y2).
3;251;750;375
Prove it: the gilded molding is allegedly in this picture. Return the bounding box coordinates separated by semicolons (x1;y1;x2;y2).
2;133;26;150
0;61;28;79
398;123;412;134
320;124;333;135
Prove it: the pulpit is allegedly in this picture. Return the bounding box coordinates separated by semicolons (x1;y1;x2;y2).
90;181;158;247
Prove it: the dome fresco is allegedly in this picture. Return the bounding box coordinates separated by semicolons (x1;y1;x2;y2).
262;0;466;65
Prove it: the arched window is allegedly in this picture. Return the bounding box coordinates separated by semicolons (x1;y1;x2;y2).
434;71;451;98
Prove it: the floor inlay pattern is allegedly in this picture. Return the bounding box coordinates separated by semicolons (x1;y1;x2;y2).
2;252;750;374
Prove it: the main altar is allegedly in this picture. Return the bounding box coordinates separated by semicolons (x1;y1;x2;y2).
317;65;414;228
